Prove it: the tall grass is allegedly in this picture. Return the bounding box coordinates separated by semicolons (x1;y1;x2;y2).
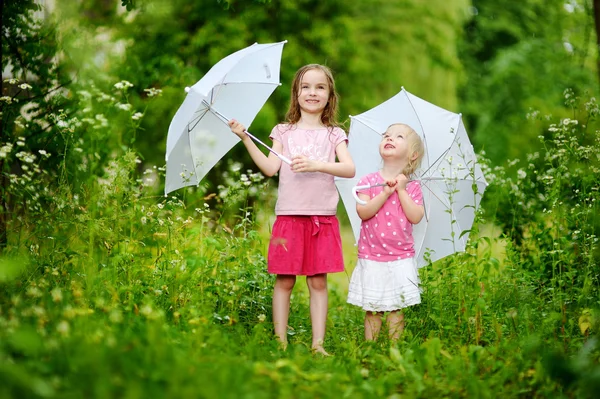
1;86;599;398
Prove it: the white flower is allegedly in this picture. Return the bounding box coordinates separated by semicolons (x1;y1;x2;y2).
116;103;132;111
57;320;70;336
19;83;32;90
144;87;162;97
132;112;143;120
114;80;134;90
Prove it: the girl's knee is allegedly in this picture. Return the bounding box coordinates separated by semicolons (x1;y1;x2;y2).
306;274;327;291
275;275;296;290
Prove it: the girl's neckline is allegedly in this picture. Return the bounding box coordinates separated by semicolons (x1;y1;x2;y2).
291;124;330;130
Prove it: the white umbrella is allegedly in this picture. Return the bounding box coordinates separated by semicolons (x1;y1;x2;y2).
165;41;288;195
335;88;488;268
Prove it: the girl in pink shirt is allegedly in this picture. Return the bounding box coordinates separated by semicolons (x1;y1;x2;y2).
229;64;355;355
347;123;425;341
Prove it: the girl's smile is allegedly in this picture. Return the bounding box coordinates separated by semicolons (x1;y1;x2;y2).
298;69;330;114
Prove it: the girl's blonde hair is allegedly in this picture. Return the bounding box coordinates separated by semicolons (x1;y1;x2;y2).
284;64;340;129
388;123;425;176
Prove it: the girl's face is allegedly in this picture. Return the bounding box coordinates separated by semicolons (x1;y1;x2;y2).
379;124;413;160
297;69;330;116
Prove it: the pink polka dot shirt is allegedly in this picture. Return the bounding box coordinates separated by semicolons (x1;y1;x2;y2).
356;171;423;262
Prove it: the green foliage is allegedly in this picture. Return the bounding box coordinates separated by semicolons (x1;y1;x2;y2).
485;90;600;290
79;0;467;171
2;1;600;397
459;0;599;166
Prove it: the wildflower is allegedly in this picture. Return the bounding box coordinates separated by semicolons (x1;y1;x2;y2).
4;78;18;84
51;288;63;303
0;96;13;104
114;80;134;90
0;144;13;158
257;314;266;322
116;103;132;111
132;112;143;120
144;87;163;97
57;320;70;336
26;286;42;298
19;83;32;90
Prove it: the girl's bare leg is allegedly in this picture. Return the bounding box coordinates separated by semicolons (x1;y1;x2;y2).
272;274;296;346
365;311;383;341
306;273;329;355
387;310;405;341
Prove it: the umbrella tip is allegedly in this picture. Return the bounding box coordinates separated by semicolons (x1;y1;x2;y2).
184;87;190;93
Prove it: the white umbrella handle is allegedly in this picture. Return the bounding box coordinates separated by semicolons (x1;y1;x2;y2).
205;106;293;165
352;184;370;205
243;130;292;165
352;183;387;205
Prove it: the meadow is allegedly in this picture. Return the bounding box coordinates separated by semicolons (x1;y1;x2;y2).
1;80;599;398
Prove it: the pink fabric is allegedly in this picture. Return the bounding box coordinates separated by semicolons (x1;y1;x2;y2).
268;215;344;276
269;124;348;215
356;171;423;262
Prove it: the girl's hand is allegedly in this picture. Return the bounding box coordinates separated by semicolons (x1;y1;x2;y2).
228;119;248;140
383;179;397;196
291;155;321;173
395;174;409;192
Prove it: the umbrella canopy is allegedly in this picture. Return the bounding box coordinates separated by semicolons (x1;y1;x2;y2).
335;88;488;268
165;41;286;195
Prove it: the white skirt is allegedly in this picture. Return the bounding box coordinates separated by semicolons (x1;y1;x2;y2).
347;257;421;312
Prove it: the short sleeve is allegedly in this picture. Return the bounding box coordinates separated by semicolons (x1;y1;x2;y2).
407;180;423;206
333;127;348;147
269;125;284;143
357;174;370;195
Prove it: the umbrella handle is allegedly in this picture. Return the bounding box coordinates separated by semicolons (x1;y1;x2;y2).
352;183;388;205
243;130;292;165
352;184;372;205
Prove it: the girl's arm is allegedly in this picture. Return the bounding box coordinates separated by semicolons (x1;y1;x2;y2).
397;190;424;224
229;120;282;177
356;182;396;221
396;176;425;224
290;141;355;178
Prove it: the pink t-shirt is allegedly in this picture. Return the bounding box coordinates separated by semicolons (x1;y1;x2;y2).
356;171;423;261
270;124;348;215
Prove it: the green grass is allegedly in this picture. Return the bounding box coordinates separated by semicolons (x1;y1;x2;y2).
1;88;599;398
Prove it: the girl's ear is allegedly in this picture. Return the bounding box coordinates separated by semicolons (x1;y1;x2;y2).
410;151;419;161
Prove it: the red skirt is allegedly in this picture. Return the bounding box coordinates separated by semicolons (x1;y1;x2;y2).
267;215;345;276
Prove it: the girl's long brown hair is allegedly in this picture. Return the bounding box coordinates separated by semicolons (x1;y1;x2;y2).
284;64;340;130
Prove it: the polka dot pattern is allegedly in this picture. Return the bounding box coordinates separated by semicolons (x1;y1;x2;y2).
356;171;423;262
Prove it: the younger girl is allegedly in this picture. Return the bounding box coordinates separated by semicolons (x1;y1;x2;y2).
229;64;355;355
347;123;425;341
